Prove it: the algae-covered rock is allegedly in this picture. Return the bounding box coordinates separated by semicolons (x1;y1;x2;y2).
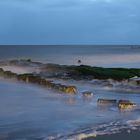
0;68;3;72
3;71;17;78
0;68;4;76
118;100;136;110
0;68;17;78
17;74;41;84
63;86;77;94
0;68;78;95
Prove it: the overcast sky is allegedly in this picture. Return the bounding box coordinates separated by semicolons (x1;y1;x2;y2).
0;0;140;45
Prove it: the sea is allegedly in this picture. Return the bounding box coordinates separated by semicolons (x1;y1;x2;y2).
0;45;140;67
0;45;140;140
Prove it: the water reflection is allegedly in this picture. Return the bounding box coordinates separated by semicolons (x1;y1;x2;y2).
64;97;77;105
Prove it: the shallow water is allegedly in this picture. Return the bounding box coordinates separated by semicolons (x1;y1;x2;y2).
0;79;140;140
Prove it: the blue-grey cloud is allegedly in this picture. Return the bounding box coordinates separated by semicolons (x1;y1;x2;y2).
0;0;140;44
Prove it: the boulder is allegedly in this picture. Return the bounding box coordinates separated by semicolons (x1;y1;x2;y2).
118;100;136;110
63;86;77;94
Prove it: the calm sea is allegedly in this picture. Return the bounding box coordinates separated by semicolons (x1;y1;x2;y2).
0;45;140;67
0;79;140;140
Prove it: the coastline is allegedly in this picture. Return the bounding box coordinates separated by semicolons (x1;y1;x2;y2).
84;129;140;140
0;59;140;140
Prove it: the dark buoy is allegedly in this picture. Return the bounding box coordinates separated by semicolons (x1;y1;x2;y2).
78;60;81;64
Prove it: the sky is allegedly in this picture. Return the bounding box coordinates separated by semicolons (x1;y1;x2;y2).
0;0;140;45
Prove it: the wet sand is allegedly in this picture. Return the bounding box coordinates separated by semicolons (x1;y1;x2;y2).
84;129;140;140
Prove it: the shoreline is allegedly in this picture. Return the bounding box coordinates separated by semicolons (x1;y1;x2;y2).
84;129;140;140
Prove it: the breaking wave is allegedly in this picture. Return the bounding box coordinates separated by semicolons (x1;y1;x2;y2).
47;117;140;140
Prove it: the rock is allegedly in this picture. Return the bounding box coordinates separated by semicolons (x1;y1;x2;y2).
39;79;48;85
17;74;41;84
0;68;4;76
58;85;67;92
0;68;4;72
129;77;140;86
82;91;94;97
0;68;78;95
3;71;17;79
53;84;62;90
97;99;117;106
46;81;55;89
118;100;136;110
63;86;77;94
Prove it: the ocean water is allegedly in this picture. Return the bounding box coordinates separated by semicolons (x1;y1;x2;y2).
0;45;140;67
0;80;140;140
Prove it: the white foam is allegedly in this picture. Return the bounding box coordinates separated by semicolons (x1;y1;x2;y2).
127;118;140;127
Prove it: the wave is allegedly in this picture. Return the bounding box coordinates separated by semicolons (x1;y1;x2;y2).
46;117;140;140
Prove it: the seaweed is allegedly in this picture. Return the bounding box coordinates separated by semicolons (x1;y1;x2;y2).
73;65;140;80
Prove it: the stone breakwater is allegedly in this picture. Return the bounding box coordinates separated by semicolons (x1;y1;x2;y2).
0;68;137;111
0;68;77;94
2;59;140;81
0;59;139;111
97;99;136;110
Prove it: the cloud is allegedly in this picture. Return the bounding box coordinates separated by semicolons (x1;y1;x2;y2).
0;0;140;44
0;0;114;9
